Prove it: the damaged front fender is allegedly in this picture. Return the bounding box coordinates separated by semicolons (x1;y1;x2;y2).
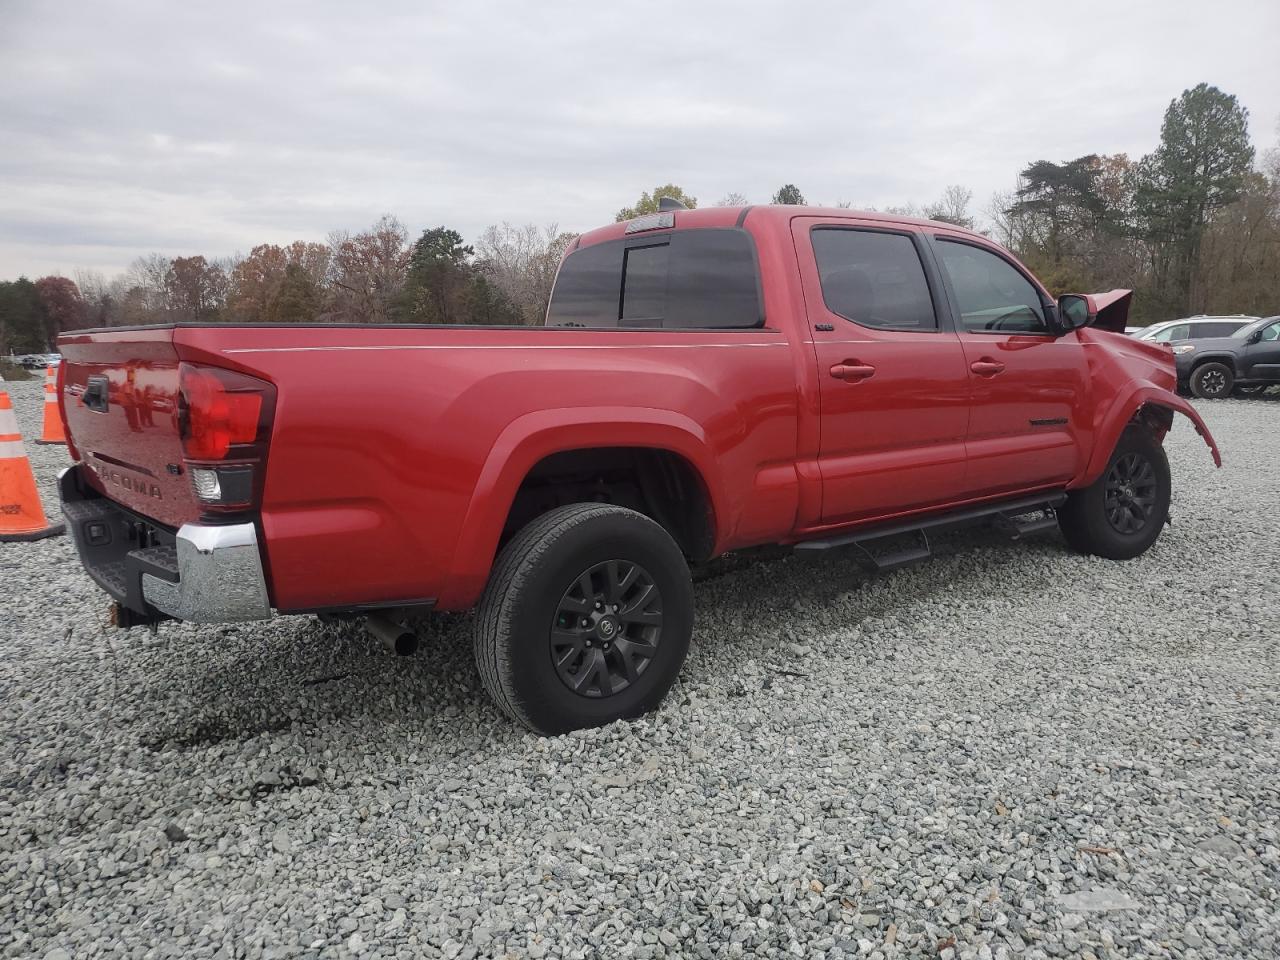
1084;385;1221;486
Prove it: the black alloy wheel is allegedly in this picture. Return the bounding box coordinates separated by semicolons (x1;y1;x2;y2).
1057;427;1171;560
551;559;663;698
1103;452;1158;535
474;503;694;734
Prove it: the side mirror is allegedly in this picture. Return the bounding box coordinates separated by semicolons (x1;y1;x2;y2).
1056;290;1132;334
1057;294;1091;331
1246;331;1262;345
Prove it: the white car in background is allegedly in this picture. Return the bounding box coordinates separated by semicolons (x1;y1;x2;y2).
1133;315;1257;342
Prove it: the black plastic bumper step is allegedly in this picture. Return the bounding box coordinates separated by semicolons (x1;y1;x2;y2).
130;544;179;583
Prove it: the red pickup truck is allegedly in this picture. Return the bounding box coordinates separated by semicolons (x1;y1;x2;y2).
56;204;1220;733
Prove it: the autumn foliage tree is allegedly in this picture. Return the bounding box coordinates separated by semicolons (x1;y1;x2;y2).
34;276;87;337
228;242;329;321
329;215;410;324
228;244;290;320
165;256;227;321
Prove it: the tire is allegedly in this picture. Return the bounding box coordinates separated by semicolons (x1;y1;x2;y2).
1189;361;1234;399
474;503;694;734
1058;428;1171;560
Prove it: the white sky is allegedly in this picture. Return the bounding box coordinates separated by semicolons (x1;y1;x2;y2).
2;0;1278;279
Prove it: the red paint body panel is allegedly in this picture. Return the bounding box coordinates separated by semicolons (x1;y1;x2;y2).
57;206;1220;615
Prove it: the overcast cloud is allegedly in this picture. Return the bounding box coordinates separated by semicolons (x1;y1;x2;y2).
2;0;1278;278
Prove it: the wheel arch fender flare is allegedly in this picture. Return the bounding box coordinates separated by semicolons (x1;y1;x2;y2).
437;406;726;609
1187;352;1240;376
1082;383;1221;486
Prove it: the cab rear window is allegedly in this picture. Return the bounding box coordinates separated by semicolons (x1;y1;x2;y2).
545;228;763;329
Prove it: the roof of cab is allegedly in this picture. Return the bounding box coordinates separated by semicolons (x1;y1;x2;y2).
574;204;988;251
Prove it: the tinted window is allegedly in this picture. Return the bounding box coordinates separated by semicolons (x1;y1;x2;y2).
665;230;761;329
936;240;1048;333
545;241;622;327
621;244;669;324
1258;320;1280;342
545;229;761;329
1196;321;1245;337
811;229;936;330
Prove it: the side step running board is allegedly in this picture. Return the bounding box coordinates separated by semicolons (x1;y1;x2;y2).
866;533;933;572
795;493;1067;557
994;509;1060;539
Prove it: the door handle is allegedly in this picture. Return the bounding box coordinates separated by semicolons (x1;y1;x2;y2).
970;359;1006;377
830;362;876;382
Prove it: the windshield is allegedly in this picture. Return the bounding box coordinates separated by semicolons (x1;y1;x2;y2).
1135;322;1175;341
1240;316;1280;341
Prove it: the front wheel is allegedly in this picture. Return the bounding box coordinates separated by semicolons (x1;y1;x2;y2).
1189;362;1234;399
474;503;694;734
1058;428;1171;560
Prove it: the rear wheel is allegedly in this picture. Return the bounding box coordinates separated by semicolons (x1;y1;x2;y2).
1189;362;1233;399
1058;428;1170;560
474;503;694;734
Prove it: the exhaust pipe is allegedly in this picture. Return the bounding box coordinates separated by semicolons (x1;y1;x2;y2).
366;614;419;657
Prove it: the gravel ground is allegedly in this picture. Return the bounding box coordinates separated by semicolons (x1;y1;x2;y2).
2;376;1278;960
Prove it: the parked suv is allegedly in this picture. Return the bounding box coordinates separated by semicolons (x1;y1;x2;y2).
56;204;1221;733
1175;315;1280;398
1136;316;1256;343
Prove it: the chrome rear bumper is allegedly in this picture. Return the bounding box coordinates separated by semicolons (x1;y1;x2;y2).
141;523;272;622
59;465;273;624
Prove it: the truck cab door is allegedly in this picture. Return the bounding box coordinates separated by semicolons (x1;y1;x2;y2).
926;231;1089;497
791;217;970;525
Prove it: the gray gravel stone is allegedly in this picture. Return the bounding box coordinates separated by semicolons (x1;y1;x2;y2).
2;379;1279;958
1054;889;1142;913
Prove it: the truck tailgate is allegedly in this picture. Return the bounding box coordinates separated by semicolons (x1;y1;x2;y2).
59;327;200;528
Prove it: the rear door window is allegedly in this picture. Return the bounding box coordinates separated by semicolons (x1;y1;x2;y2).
1196;321;1245;337
811;228;937;330
546;229;762;329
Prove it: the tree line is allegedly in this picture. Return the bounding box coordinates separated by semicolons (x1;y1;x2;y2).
0;218;580;353
2;83;1275;352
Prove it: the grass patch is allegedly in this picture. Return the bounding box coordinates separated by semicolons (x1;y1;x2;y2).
0;360;35;381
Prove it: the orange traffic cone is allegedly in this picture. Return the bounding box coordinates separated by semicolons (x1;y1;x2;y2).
0;388;65;541
34;364;67;445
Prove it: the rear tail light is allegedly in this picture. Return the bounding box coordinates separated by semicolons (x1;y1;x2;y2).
177;363;276;513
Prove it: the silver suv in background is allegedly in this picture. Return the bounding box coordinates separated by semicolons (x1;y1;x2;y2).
1134;315;1257;343
1174;315;1280;398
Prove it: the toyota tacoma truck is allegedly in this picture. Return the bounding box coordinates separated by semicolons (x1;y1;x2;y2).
55;204;1221;734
